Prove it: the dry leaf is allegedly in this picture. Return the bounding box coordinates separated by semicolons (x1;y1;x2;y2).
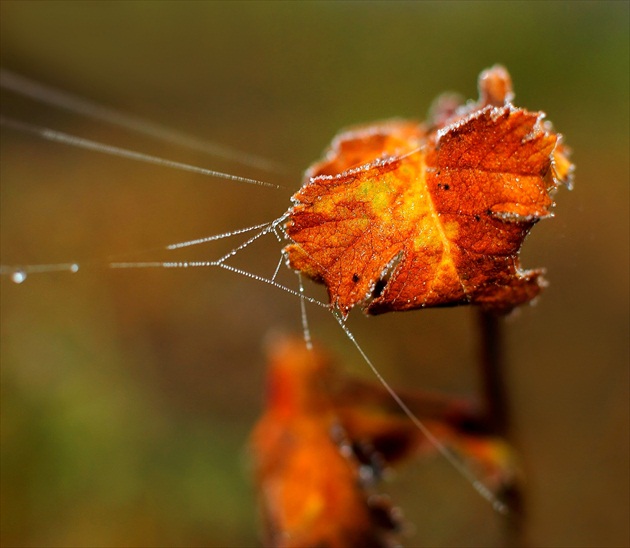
285;66;572;316
250;335;403;548
250;335;517;547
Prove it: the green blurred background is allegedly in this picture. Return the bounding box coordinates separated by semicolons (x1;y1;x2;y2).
1;2;628;547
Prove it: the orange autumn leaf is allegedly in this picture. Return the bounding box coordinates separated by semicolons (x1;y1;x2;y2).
333;375;483;464
250;335;517;547
285;66;573;316
333;376;520;493
250;335;403;548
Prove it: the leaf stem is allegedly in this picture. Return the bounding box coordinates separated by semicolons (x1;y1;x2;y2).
477;310;510;434
476;308;527;547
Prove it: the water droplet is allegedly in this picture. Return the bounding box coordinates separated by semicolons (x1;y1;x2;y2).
11;270;27;284
70;263;79;273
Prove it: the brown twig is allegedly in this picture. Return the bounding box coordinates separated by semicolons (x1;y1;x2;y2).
476;308;527;548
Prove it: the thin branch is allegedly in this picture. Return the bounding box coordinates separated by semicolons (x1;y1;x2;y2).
476;308;527;548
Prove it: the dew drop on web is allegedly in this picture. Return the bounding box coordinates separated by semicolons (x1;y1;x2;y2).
11;270;27;284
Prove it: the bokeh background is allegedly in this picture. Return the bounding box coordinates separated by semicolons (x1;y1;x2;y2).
1;2;628;547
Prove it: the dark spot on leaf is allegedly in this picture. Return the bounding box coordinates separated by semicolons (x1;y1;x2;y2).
372;278;387;298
